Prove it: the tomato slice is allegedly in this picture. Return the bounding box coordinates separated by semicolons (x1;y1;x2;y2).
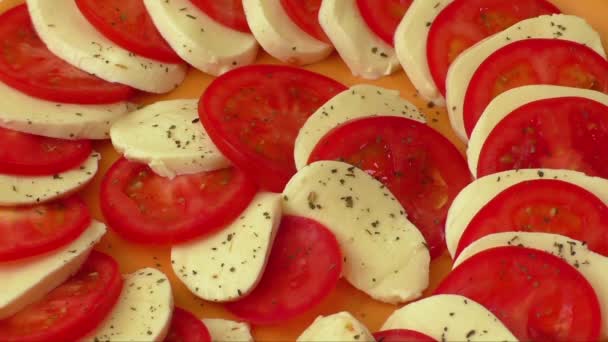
199;65;347;192
0;126;92;176
0;5;135;104
189;0;250;33
373;329;436;342
0;251;123;342
226;216;342;325
0;196;91;261
464;39;608;137
477;97;608;178
309;116;472;259
165;308;211;342
75;0;182;63
456;179;608;257
435;246;601;341
280;0;331;44
100;158;257;244
427;0;559;96
356;0;413;46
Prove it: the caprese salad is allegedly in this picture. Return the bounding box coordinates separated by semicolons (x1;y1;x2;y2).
0;0;607;341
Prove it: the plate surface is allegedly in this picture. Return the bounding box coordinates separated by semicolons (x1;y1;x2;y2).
1;0;607;340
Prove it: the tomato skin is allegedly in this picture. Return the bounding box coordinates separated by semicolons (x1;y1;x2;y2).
427;0;560;96
100;158;257;244
75;0;182;63
477;97;608;179
456;179;608;258
464;39;608;137
373;329;436;342
200;65;346;193
0;196;91;261
280;0;331;44
435;246;601;341
0;126;92;176
309;116;472;259
226;216;342;325
0;5;135;104
0;251;123;342
165;308;211;342
189;0;250;33
357;0;413;46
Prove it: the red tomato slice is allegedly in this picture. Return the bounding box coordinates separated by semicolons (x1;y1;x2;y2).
100;158;257;244
0;126;92;176
226;216;342;325
435;246;601;341
0;196;91;261
427;0;559;96
477;97;608;178
357;0;413;46
75;0;182;63
0;251;123;342
464;39;608;137
374;329;436;342
280;0;331;44
309;116;472;259
456;179;608;257
0;5;135;104
189;0;250;33
199;65;347;192
165;308;211;342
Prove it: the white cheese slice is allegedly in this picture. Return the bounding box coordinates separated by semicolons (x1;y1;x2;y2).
26;0;187;93
243;0;332;65
0;220;106;319
110;99;229;178
381;294;517;341
0;152;100;206
86;268;174;342
144;0;258;76
294;85;427;170
445;14;606;142
319;0;400;79
394;0;453;106
0;80;132;140
456;232;608;339
202;318;253;342
445;169;608;258
468;85;608;177
171;193;281;302
282;161;430;304
297;312;375;342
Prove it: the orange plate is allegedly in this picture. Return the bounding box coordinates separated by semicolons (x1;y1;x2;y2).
2;0;608;340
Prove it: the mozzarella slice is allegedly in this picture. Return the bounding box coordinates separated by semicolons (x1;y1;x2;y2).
456;232;608;338
26;0;187;93
111;99;229;178
468;85;608;177
0;80;132;140
0;220;106;319
243;0;331;65
381;294;517;341
445;169;608;258
144;0;258;76
446;14;606;142
297;312;375;342
202;319;253;342
171;193;281;302
86;268;173;342
394;0;453;105
319;0;400;79
0;152;100;206
294;85;426;170
283;161;429;304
